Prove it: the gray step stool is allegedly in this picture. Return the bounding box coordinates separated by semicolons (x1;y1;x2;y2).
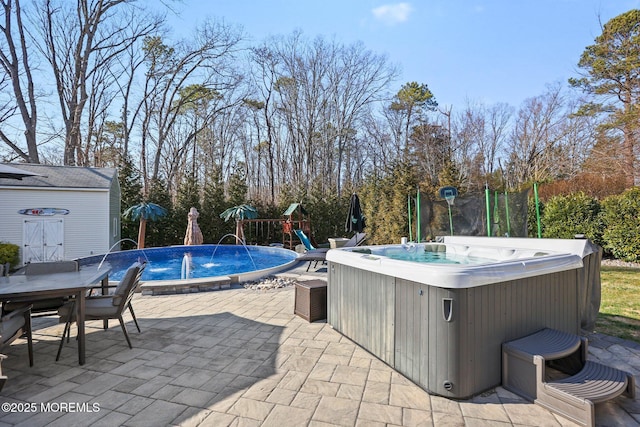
503;328;635;427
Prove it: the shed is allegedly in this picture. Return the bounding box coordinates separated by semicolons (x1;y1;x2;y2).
0;163;120;265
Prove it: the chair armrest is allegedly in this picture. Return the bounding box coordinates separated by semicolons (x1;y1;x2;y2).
85;284;117;297
87;284;117;290
1;304;32;321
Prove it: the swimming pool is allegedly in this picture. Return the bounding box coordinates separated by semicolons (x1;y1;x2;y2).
78;244;299;283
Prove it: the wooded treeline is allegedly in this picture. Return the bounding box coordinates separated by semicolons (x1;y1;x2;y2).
1;2;638;244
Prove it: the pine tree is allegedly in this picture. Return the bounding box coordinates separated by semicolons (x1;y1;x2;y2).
145;178;175;246
201;168;231;243
118;157;143;249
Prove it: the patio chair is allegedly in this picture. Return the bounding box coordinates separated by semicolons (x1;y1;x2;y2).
298;232;367;271
0;305;33;390
2;261;78;317
56;262;144;360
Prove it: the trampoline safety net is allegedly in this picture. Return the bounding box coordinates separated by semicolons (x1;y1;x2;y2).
419;189;530;239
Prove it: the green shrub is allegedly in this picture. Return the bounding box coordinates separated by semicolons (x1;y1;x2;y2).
541;192;602;244
0;242;20;269
600;187;640;262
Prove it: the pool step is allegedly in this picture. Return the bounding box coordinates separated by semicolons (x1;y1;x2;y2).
502;328;635;427
140;276;232;296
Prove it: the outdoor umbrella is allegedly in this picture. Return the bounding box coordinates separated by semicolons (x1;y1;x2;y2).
0;164;43;180
345;193;365;233
184;207;204;245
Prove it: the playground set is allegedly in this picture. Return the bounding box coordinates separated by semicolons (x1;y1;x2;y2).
237;202;315;249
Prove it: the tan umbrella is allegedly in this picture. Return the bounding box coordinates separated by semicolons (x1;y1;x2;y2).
184;207;204;245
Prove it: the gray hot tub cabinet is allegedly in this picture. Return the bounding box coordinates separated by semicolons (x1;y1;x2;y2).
327;262;582;399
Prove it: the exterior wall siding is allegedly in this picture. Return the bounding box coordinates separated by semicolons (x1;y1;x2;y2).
0;187;111;263
108;174;121;249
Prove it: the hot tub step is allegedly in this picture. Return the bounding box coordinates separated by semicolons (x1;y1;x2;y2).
502;328;635;427
503;328;586;401
534;358;635;427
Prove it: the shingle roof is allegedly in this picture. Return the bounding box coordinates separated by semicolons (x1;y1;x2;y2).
0;163;117;189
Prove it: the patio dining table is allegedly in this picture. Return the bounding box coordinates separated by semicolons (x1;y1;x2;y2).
0;266;111;365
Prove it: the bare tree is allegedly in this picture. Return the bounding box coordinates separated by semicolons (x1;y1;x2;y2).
34;0;163;165
326;41;398;195
248;44;280;204
0;0;38;162
504;83;569;187
452;101;512;189
138;20;243;193
248;32;397;197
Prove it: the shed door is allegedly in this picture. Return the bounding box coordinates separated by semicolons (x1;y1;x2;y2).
23;219;64;263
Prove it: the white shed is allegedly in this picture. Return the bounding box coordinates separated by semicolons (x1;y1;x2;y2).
0;163;120;265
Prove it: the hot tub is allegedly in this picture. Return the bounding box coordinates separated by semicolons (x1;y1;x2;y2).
326;236;601;399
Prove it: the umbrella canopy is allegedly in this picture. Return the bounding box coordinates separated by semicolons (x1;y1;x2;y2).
220;204;258;244
220;204;258;222
184;207;204;245
0;164;43;180
345;193;365;233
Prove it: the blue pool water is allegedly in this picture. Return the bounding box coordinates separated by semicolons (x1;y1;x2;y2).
78;245;298;281
370;246;495;265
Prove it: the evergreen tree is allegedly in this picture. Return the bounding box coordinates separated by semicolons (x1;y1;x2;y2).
360;161;418;244
145;178;175;247
200;168;231;243
174;172;202;243
118;156;143;250
570;9;640;187
307;180;350;243
227;164;248;207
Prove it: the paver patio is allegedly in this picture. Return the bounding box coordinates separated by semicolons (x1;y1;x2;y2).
0;264;638;426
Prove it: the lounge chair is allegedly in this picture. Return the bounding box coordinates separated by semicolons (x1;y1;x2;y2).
298;232;367;271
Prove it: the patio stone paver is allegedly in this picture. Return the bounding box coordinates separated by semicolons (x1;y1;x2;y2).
227;397;274;421
363;380;391;404
312;396;360;426
335;384;364;401
262;404;314;427
0;263;638;426
402;408;435;427
126;400;188;426
358;401;403;424
430;410;465;426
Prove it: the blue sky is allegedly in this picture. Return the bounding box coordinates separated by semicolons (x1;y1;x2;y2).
169;1;638;108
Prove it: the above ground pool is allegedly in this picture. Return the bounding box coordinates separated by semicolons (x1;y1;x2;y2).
78;244;298;283
326;236;602;399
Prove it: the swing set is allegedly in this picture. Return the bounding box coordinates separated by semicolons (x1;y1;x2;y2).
237;202;314;248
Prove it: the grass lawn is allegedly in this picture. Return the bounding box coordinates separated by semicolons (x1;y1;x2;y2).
596;266;640;343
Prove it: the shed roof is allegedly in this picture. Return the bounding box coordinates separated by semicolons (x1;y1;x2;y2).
0;163;117;189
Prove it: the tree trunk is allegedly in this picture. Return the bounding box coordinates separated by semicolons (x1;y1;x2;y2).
137;218;147;249
235;221;244;244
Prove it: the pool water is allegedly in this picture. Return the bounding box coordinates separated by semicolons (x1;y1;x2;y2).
79;245;298;281
373;246;495;265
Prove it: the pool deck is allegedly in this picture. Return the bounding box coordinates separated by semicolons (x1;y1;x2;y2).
0;262;638;426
